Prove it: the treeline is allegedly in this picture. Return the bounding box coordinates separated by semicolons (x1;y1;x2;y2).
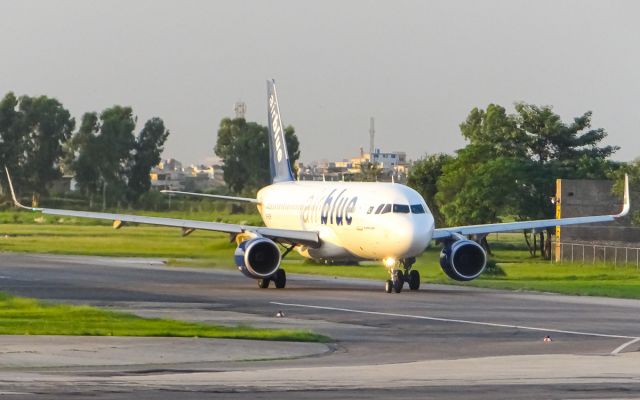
214;117;300;194
407;102;638;238
0;92;169;208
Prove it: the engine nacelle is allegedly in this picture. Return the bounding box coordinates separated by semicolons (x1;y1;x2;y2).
439;239;487;281
234;237;281;279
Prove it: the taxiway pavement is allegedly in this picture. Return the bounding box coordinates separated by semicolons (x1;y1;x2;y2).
0;253;638;399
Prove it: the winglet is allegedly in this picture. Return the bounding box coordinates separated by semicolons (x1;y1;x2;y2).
616;173;630;218
3;166;42;211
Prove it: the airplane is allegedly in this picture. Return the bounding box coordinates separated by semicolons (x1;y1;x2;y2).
5;80;631;293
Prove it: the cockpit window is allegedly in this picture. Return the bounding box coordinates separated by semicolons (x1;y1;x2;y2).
374;204;385;214
410;204;426;214
392;204;410;214
380;204;392;214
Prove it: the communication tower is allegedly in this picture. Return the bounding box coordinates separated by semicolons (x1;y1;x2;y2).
234;101;247;119
369;117;375;156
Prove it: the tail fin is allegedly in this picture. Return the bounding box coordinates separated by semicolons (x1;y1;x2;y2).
266;79;295;183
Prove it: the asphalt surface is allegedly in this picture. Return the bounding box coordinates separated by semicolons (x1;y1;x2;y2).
0;252;639;399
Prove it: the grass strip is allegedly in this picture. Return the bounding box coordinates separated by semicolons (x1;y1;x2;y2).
0;292;329;342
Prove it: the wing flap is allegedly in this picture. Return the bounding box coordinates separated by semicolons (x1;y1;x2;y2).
160;190;260;204
42;208;319;246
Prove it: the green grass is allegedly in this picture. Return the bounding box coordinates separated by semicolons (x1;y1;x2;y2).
0;292;328;342
1;211;639;299
469;259;640;299
0;223;232;259
0;210;263;226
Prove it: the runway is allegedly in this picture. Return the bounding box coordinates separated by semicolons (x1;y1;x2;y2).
0;252;639;399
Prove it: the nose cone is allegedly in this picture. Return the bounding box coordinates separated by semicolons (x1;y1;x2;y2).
389;214;433;258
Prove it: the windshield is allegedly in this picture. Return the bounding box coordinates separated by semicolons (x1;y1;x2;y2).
393;204;410;214
410;204;426;214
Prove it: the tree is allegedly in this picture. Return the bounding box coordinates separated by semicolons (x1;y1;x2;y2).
0;93;25;196
358;161;381;182
19;95;75;204
127;117;169;203
612;158;640;226
437;103;618;258
439;103;618;224
214;118;300;194
69;113;101;205
406;153;451;227
70;107;136;208
0;94;74;204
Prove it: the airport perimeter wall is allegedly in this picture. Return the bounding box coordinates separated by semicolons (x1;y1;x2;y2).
555;179;640;263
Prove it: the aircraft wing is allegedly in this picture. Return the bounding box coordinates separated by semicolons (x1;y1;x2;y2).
4;169;318;247
433;174;631;240
160;190;260;204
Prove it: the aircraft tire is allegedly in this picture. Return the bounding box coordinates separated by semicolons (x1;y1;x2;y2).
393;271;404;293
408;270;420;291
274;269;286;289
257;278;270;289
385;280;393;293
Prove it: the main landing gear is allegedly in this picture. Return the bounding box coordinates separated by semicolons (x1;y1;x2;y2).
257;269;287;289
384;257;420;293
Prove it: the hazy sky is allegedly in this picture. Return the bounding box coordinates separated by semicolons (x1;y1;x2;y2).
1;0;638;165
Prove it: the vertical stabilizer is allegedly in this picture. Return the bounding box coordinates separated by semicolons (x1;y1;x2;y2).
267;80;295;183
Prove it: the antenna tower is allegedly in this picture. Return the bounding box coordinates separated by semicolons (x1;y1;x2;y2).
369;117;375;155
234;101;247;119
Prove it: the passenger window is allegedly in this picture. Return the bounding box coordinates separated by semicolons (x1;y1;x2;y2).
410;204;425;214
375;204;385;214
393;204;410;214
380;204;391;214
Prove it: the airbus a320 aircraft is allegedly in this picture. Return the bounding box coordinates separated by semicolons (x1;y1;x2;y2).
6;80;630;293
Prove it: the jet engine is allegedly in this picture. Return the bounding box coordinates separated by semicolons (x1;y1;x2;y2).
439;239;487;281
234;237;281;279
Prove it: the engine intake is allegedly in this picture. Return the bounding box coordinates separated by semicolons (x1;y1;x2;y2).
439;239;487;281
235;237;281;279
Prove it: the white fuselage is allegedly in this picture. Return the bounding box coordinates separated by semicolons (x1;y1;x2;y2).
257;181;434;262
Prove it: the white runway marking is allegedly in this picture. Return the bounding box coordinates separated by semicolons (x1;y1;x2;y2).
611;337;640;355
271;301;640;354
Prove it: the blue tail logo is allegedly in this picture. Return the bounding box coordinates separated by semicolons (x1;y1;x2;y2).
267;80;295;183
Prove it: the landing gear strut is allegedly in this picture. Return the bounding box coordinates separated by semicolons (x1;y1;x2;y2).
384;257;420;293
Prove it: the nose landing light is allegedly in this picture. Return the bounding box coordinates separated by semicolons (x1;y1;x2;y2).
383;257;396;268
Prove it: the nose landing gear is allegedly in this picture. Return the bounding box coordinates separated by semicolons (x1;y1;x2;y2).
384;257;420;293
385;270;405;293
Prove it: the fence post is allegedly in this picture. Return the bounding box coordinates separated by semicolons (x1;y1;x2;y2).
593;246;596;264
571;243;574;263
